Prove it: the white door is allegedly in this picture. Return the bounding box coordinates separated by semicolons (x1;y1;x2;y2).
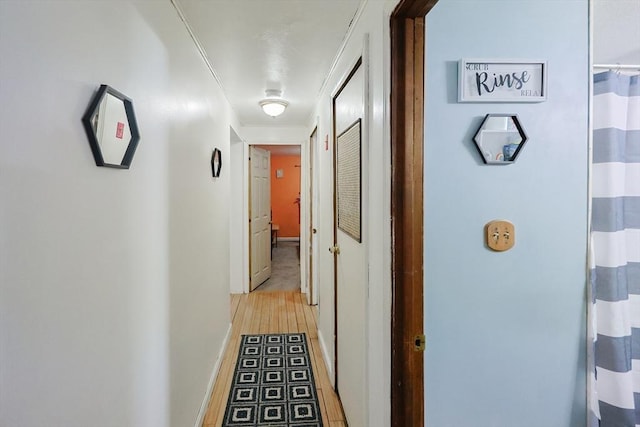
332;57;367;427
250;146;271;290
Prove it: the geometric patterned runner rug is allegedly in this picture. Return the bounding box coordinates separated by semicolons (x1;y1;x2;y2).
222;333;323;426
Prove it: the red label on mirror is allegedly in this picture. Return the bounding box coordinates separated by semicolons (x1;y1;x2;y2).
116;122;125;139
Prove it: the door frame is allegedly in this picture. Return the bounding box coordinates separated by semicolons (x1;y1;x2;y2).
248;145;272;291
331;54;364;393
308;126;318;306
390;1;438;426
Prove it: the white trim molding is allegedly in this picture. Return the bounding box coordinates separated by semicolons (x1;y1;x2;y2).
194;323;233;427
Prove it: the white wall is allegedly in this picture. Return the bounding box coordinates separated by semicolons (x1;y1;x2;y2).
240;125;308;145
311;1;395;426
0;2;234;426
424;1;588;426
593;0;640;65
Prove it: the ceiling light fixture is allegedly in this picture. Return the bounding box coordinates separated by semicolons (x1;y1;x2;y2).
259;89;288;118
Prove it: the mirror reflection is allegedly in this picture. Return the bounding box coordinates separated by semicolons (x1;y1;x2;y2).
90;93;132;165
82;84;140;169
473;114;527;164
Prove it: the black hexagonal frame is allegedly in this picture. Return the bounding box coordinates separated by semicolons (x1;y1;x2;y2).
473;114;528;165
82;84;140;169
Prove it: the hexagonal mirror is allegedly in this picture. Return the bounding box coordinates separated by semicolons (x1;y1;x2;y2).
473;114;527;164
82;85;140;169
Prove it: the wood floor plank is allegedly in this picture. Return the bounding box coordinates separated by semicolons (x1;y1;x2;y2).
321;387;346;422
268;293;279;332
286;292;298;332
230;293;241;321
258;293;270;334
202;291;345;426
278;293;288;332
317;385;330;425
302;301;318;339
249;293;262;333
309;339;331;390
293;293;307;333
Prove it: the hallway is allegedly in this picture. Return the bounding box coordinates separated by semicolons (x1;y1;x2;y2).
254;241;301;292
202;291;345;426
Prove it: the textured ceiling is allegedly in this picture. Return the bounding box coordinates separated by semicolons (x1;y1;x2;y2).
175;0;363;127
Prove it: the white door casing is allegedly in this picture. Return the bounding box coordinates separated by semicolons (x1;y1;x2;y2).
308;127;318;306
332;52;368;427
250;146;271;290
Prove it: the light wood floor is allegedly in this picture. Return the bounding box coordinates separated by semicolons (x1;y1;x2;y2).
202;291;346;426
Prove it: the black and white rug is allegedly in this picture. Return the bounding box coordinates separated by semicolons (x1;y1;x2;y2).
223;333;323;426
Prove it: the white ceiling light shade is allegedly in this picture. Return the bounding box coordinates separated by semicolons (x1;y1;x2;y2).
260;99;288;117
259;89;288;117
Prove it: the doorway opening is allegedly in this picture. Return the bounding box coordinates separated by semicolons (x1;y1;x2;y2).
250;144;302;293
390;1;438;426
307;127;318;306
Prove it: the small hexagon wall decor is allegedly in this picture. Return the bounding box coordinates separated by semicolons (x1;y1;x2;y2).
82;84;140;169
211;148;222;178
473;114;527;165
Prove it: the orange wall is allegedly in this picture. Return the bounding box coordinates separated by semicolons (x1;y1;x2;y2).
271;155;301;238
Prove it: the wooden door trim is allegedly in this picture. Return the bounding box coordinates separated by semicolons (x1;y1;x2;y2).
390;1;437;426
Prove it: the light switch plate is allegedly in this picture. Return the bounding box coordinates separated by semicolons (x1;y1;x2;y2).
486;220;515;251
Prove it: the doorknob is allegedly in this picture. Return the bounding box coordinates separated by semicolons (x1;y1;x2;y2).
312;228;317;234
328;245;340;254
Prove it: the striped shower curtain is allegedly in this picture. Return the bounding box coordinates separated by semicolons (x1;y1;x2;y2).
589;71;640;427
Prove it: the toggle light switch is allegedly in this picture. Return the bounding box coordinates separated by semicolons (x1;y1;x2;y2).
485;220;515;251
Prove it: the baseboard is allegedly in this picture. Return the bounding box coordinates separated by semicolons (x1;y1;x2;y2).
278;237;300;242
317;329;334;387
194;323;232;427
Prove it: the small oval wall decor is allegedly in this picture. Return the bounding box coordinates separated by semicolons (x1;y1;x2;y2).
82;84;140;169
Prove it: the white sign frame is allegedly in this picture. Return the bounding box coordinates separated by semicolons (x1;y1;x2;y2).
458;59;547;103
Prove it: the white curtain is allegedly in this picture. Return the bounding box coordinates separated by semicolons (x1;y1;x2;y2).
589;71;640;427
